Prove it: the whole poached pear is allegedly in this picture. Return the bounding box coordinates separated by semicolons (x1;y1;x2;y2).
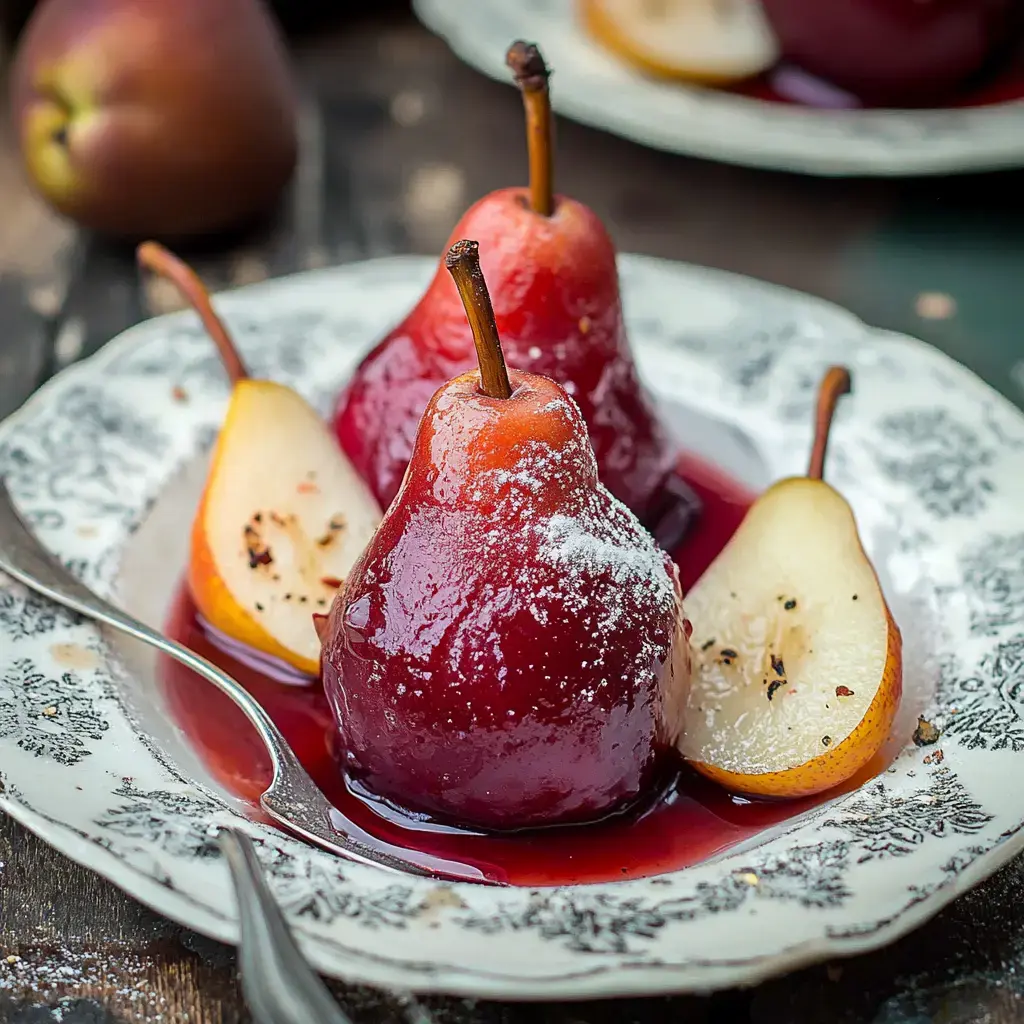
11;0;299;240
321;241;691;831
333;43;680;535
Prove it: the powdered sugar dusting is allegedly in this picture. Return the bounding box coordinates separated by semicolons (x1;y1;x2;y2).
539;498;675;603
346;403;682;716
532;483;679;680
0;943;180;1020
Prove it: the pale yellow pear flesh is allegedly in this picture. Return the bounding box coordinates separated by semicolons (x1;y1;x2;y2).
579;0;780;85
679;477;902;799
189;380;381;676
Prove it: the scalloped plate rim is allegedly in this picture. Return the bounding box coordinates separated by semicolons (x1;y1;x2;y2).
0;253;1022;999
4;790;1024;1001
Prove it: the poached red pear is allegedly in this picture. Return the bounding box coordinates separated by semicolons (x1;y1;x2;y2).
321;240;691;831
333;42;689;547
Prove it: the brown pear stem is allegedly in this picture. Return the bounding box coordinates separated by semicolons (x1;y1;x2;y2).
506;41;554;217
444;240;512;400
136;241;249;385
807;365;852;480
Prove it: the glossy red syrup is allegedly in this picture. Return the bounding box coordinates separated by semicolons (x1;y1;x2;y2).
160;453;840;886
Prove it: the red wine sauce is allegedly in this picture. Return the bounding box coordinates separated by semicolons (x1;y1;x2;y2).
160;453;858;886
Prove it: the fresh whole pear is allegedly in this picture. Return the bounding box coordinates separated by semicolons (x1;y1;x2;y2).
12;0;299;240
322;240;692;831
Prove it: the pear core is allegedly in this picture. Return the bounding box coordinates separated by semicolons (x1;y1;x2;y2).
679;477;899;782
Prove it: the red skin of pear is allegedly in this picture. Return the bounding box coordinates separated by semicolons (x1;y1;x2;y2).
322;369;689;831
333;188;678;522
761;0;1019;106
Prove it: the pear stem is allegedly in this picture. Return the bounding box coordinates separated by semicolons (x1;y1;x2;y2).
506;41;554;217
807;365;852;480
136;241;249;385
445;240;512;400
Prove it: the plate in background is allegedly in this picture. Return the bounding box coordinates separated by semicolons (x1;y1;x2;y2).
413;0;1024;177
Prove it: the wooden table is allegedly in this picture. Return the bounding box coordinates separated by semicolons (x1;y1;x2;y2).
2;6;1024;1022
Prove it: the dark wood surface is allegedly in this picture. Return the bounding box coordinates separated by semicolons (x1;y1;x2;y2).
2;7;1024;1022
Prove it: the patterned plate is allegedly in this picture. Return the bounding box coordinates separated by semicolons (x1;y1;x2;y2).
1;255;1023;999
412;0;1024;177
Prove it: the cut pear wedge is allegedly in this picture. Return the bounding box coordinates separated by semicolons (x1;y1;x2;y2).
579;0;780;85
190;379;380;676
678;367;903;799
137;242;381;677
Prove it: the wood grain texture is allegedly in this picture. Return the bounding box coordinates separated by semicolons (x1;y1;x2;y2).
2;5;1024;1022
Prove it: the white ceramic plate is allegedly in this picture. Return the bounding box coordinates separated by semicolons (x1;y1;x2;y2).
412;0;1024;177
2;255;1024;1000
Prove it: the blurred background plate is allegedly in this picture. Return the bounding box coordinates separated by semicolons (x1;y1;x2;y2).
412;0;1024;177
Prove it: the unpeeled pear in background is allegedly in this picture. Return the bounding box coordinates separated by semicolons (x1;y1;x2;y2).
680;367;903;799
137;242;380;677
760;0;1019;106
12;0;299;240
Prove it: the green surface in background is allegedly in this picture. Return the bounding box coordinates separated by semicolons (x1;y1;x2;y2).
841;191;1024;409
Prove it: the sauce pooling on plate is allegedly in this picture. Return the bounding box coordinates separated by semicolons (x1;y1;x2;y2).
160;453;857;886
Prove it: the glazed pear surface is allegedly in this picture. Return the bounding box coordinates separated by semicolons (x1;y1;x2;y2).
324;362;690;830
333;44;677;527
335;193;673;517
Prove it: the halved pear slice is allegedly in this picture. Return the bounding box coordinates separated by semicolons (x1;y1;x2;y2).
190;379;380;675
678;368;902;799
579;0;780;86
137;243;381;677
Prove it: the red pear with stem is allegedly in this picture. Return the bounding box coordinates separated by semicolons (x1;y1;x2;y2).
322;240;692;831
332;42;689;547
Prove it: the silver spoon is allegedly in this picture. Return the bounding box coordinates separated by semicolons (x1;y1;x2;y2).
219;826;356;1024
220;828;435;1024
0;478;495;885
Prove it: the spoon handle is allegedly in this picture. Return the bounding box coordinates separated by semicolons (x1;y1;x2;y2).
0;479;297;776
0;478;430;879
219;827;356;1024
